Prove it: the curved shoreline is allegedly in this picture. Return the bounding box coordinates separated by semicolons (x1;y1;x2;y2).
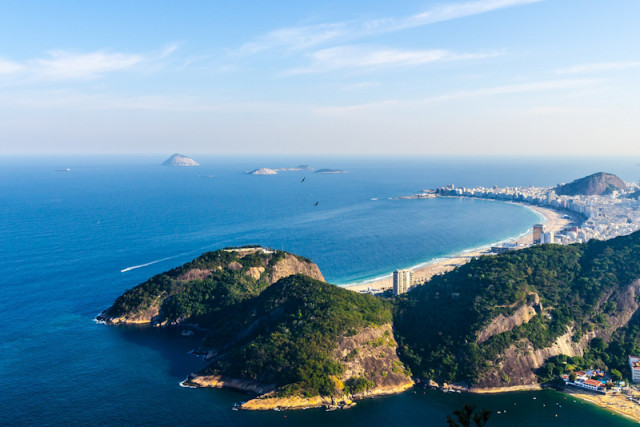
343;201;579;293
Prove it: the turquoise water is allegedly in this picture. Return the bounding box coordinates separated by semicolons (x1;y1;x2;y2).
1;155;637;426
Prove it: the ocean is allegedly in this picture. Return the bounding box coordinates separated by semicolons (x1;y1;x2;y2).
1;155;638;426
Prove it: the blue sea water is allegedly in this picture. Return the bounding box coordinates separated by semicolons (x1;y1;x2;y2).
1;155;638;426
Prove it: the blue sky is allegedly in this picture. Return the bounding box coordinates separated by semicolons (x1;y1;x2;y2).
1;0;639;155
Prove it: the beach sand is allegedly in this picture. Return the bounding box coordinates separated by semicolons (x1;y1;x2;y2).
563;388;640;423
344;202;578;294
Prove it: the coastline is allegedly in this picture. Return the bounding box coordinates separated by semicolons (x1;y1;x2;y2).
562;388;640;423
343;201;579;293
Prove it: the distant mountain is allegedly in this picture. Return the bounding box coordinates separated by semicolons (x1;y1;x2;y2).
555;172;627;196
162;154;199;167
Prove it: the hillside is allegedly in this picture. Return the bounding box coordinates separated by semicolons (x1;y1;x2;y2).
555;172;627;196
98;247;324;325
100;251;412;409
394;230;640;389
184;275;412;409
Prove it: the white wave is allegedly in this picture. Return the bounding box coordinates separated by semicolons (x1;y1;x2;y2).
179;378;197;388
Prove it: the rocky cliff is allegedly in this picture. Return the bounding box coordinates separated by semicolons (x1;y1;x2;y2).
188;323;413;410
473;280;640;389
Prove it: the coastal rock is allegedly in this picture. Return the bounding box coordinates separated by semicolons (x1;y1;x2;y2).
236;323;413;410
162;154;199;167
183;374;275;395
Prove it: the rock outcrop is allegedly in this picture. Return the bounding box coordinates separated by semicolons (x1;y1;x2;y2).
234;324;413;410
476;294;541;343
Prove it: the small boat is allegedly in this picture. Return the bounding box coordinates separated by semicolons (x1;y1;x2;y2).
181;330;194;336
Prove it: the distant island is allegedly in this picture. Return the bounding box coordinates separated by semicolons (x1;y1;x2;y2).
246;165;313;175
162;154;199;167
315;169;347;174
555;172;627;196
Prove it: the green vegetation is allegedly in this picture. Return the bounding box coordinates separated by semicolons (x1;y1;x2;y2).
103;249;288;322
394;230;640;385
200;274;393;397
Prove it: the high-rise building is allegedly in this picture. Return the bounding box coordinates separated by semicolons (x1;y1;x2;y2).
543;231;554;244
629;356;640;383
393;269;414;295
533;224;544;244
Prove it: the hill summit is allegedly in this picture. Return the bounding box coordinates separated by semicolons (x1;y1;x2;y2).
555;172;627;196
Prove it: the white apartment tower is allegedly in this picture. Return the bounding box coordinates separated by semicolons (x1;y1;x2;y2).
393;269;414;295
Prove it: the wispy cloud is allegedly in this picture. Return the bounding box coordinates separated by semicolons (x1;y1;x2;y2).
0;44;179;82
0;58;24;75
33;50;144;80
316;78;604;114
238;0;544;54
286;46;501;74
340;81;380;91
557;61;640;74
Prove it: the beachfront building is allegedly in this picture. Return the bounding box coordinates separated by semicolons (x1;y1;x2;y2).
629;356;640;383
533;224;544;244
393;269;414;295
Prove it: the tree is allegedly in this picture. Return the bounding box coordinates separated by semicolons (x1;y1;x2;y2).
569;372;577;382
611;369;623;381
447;404;491;427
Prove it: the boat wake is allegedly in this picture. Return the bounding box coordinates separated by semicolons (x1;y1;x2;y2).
120;254;186;273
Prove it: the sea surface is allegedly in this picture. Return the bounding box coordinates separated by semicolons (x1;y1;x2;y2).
1;155;638;426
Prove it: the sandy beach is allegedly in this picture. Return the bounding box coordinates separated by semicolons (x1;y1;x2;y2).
344;201;579;293
563;388;640;423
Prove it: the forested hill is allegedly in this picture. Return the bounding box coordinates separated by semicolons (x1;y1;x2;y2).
394;230;640;389
98;247;324;325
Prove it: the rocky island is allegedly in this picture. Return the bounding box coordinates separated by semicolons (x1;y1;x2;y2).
246;165;313;175
162;154;200;167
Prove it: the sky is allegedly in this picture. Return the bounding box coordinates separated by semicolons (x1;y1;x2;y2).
0;0;639;155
